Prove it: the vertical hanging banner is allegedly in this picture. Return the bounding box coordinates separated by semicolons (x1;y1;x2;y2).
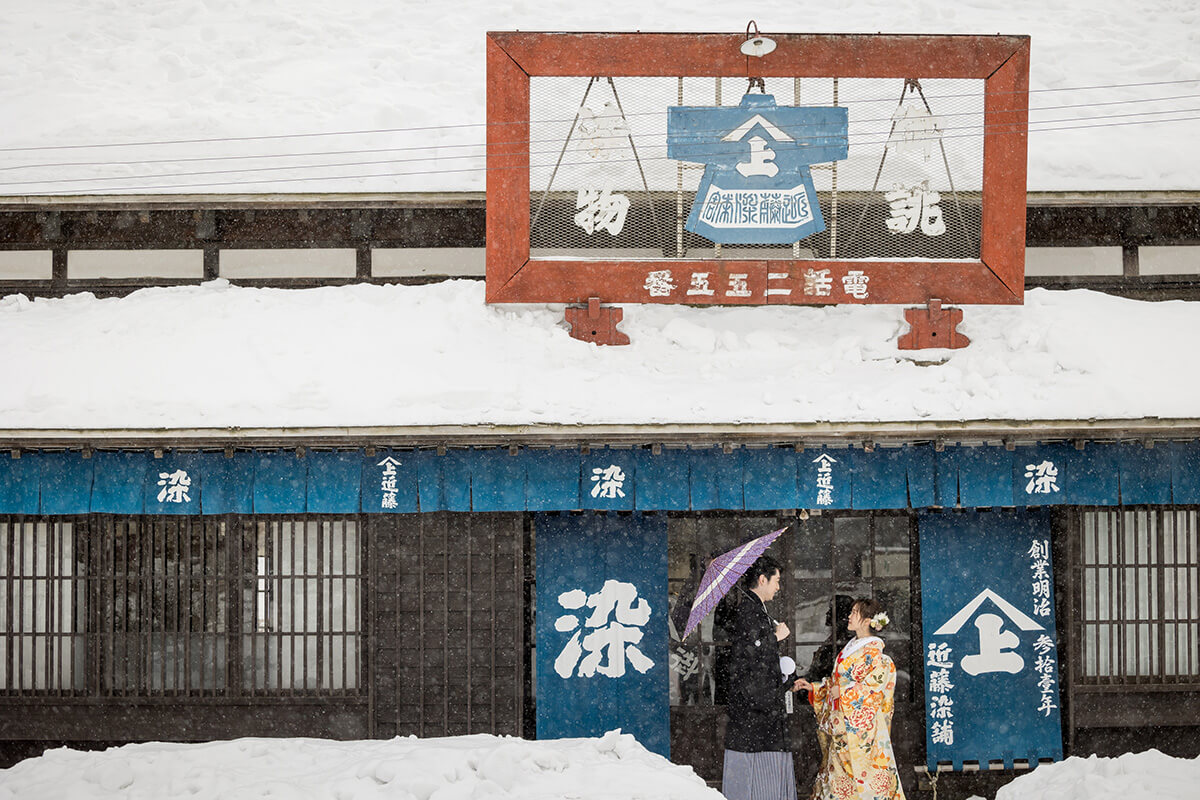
536;513;668;756
918;511;1063;770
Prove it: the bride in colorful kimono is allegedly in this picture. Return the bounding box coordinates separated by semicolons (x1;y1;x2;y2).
796;598;905;800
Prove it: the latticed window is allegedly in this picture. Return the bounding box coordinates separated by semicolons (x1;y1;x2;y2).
246;519;361;693
98;517;229;694
1077;509;1200;683
0;516;363;697
0;521;85;693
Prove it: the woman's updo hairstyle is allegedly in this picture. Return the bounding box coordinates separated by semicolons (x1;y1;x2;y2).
853;597;889;631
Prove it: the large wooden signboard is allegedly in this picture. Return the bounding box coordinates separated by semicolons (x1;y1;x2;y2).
485;32;1030;306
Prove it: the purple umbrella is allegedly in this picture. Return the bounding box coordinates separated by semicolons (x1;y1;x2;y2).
681;526;788;640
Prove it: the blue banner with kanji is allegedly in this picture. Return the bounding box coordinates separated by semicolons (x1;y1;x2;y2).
1;441;1193;514
918;511;1063;769
667;93;848;244
535;513;668;756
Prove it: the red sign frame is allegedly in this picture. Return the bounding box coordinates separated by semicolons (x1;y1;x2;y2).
485;32;1030;306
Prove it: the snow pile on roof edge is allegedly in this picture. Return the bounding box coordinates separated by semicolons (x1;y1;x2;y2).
4;280;1200;429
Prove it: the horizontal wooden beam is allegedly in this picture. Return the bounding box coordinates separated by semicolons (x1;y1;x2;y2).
489;32;1028;79
2;418;1199;448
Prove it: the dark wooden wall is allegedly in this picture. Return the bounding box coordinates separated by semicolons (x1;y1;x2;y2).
2;198;1198;298
0;512;527;768
369;513;524;739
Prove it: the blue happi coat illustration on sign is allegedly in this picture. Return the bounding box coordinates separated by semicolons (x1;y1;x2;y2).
668;93;849;244
918;511;1063;770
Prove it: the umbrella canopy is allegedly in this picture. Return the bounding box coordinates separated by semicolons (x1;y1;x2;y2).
681;526;788;640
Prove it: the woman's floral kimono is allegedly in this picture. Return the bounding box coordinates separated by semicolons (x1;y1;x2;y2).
807;636;905;800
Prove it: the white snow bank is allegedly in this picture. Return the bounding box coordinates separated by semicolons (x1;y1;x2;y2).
994;750;1200;800
0;0;1198;193
0;730;721;800
3;281;1200;429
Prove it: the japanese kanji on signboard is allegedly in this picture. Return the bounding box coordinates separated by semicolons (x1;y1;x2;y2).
919;512;1064;770
667;92;848;245
485;31;1030;307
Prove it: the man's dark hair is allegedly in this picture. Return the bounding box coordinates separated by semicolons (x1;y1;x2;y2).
741;553;782;589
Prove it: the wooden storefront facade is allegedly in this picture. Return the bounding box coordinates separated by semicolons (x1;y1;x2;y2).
0;512;525;759
2;193;1199;795
0;437;1197;800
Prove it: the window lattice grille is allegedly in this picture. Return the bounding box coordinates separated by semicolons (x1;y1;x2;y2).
1079;509;1200;683
1;517;363;697
0;521;84;693
247;519;361;693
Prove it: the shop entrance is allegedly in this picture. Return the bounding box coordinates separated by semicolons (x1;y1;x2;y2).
667;511;919;794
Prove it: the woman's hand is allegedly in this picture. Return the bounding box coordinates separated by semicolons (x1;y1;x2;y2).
774;622;790;641
792;678;811;693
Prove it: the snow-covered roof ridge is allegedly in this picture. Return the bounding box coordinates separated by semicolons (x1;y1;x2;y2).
3;280;1200;431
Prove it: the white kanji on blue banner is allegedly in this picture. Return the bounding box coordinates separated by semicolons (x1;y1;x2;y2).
918;511;1064;770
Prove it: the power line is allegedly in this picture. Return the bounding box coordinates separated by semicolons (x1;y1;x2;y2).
7;90;1200;175
18;112;1200;195
1;77;1199;155
3;103;1198;190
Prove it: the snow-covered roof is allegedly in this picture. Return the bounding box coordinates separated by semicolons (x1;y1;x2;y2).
3;2;1200;437
1;1;1198;195
3;281;1200;435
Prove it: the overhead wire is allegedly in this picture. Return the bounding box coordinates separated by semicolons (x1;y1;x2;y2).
17;110;1200;195
3;77;1199;193
4;100;1200;192
0;76;1198;155
3;101;1197;187
6;89;1200;175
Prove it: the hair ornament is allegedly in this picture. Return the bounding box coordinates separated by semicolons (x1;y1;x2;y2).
870;612;889;631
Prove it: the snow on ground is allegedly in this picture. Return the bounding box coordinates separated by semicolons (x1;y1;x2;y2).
2;737;1195;800
3;281;1200;429
0;730;722;800
990;749;1200;800
0;0;1198;194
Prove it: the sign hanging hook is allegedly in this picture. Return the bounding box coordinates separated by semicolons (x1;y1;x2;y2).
741;21;775;95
